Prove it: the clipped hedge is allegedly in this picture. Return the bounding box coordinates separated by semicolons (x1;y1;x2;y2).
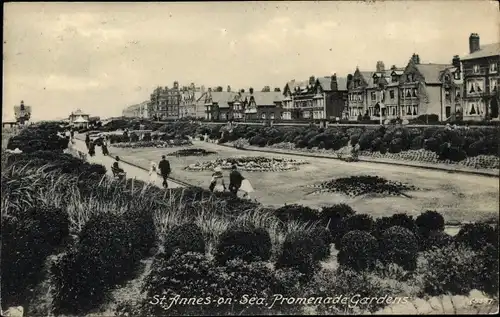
214;223;272;265
163;223;206;258
337;230;379;271
378;226;419;271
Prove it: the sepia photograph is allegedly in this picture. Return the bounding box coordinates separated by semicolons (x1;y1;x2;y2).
1;1;499;316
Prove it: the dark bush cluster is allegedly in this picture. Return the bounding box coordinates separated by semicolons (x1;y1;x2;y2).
51;212;153;315
1;204;69;309
7;124;69;153
378;226;419;271
274;204;320;223
163;223;206;258
334;214;374;248
215;223;272;265
337;230;379;271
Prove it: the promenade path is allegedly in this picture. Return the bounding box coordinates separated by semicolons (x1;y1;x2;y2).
69;138;183;189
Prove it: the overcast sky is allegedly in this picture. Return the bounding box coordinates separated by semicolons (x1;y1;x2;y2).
3;1;499;121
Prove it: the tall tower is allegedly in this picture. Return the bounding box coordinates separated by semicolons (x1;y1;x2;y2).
14;100;31;125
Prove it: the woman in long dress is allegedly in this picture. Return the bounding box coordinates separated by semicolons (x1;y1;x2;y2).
239;177;254;199
149;161;158;184
209;166;226;192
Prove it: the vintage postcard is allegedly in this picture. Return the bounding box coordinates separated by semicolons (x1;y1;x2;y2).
2;1;499;316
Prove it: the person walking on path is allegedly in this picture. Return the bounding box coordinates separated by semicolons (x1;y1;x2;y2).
209;166;226;192
101;138;109;156
88;141;96;157
158;155;171;189
85;133;91;149
149;161;159;184
229;164;244;196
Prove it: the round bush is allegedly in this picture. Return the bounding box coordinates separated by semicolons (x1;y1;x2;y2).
320;203;356;234
274;204;320;223
372;213;417;239
275;232;321;281
27;205;70;247
163;223;206;257
305;227;333;261
415;210;444;234
379;226;419;271
388;138;403;153
423;137;440;152
419;230;454;251
410;136;424;150
215;223;272;265
337;230;378;271
335;214;374;248
455;223;498;250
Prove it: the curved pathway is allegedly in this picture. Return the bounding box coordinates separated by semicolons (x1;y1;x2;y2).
69;139;183;188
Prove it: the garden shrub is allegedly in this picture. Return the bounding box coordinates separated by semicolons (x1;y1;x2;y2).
52;213;141;315
389;137;403;153
123;207;157;256
423;137;440;153
372;213;417;239
163;223;206;258
370;137;383;151
418;244;484;296
142;132;152;141
454;223;498;250
415;210;444;234
337;230;378;271
142;252;221;316
129;132;139;142
334;214;374;248
379;226;419;271
26;205;70;247
1;215;54;308
320;203;356;235
419;230;454;251
274;204;320;223
379;143;388;154
410;135;424;150
275;232;321;281
305;227;333;261
215;223;272;265
350;134;360;146
476;243;499;296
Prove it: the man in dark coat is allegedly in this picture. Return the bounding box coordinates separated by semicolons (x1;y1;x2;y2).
229;164;243;196
158;155;171;189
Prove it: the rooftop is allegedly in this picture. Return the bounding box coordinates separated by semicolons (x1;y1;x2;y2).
461;43;500;61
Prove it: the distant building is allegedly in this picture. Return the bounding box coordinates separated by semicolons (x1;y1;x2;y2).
244;90;283;121
149;81;182;120
68;109;90;124
283;75;348;120
179;83;205;118
460;33;499;120
122;101;149;118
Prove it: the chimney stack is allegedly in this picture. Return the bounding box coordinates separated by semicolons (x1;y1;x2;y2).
391;65;397;71
347;74;353;89
331;74;338;91
452;55;461;71
249;87;254;94
309;76;315;85
411;53;420;64
469;33;480;54
376;61;385;72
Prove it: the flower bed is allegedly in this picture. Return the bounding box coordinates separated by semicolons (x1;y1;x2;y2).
270;142;500;170
310;175;417;197
184;156;309;172
112;139;192;148
167;148;216;157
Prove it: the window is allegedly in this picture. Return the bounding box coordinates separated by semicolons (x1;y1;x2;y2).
407;74;414;82
454;71;460;80
371;92;376;101
392;75;398;83
270;113;275;119
390;90;395;99
473;65;480;74
490;78;498;93
261;113;266;119
490;63;498;73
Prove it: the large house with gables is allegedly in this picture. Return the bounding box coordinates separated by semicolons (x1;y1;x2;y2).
282;74;347;121
244;90;283;120
460;33;499;121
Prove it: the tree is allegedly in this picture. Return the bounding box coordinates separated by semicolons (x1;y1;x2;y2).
274;87;281;92
261;86;271;92
215;86;223;92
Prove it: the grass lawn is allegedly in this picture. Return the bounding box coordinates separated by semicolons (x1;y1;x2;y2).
109;140;499;224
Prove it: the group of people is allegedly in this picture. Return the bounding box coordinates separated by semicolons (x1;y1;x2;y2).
209;164;254;198
85;133;109;157
148;155;172;189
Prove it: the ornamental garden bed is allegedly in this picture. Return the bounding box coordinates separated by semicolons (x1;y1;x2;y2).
111;139;193;148
309;175;417;197
184;156;309;172
167;148;216;157
2;123;498;316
